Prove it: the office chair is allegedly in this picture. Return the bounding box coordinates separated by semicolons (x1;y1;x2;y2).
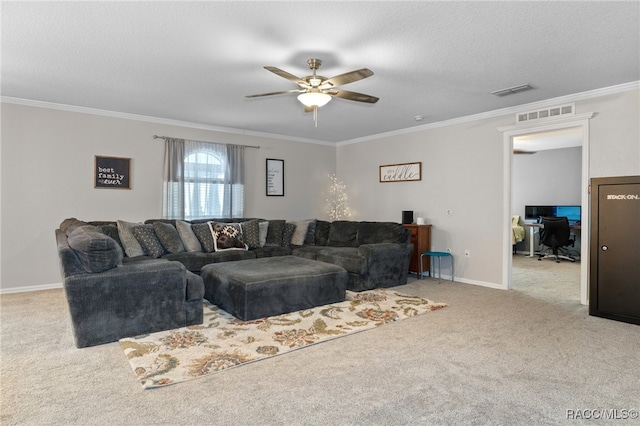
537;216;576;263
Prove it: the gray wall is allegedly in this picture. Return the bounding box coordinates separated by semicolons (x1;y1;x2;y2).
0;104;336;291
1;88;638;292
336;89;639;287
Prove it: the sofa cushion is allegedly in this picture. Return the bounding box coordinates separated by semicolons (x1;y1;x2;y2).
60;218;89;236
357;222;407;245
68;225;123;273
176;220;202;252
208;222;247;251
153;222;185;254
314;220;331;245
132;225;166;258
265;220;285;247
240;219;261;249
117;220;146;257
191;223;215;252
327;221;359;247
317;247;366;274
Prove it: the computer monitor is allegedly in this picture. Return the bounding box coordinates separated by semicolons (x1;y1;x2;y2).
554;205;581;223
525;205;553;221
524;205;581;223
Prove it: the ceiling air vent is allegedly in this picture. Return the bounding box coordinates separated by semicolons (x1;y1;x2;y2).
491;84;533;97
516;103;575;124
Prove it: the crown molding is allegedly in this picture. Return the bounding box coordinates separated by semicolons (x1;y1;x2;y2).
0;97;335;147
337;81;639;146
3;81;637;147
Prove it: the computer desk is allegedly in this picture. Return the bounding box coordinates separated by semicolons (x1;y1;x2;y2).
523;223;582;257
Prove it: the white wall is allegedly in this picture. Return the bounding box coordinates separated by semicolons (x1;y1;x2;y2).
337;89;640;288
2;87;638;292
337;115;513;287
0;104;336;291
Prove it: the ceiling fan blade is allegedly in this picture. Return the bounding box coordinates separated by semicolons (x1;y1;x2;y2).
513;150;537;154
330;89;379;103
264;66;305;84
245;89;301;98
321;68;373;88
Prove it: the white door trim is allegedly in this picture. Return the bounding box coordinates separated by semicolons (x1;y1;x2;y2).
498;112;594;305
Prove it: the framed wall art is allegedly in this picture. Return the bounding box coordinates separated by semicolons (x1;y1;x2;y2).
95;155;131;189
266;158;284;196
379;162;422;183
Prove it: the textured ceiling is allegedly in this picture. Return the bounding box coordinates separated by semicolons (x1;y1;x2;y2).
2;1;639;144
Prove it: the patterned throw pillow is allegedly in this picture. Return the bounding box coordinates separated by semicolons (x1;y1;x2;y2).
132;224;166;258
191;223;216;253
240;219;261;249
208;222;247;251
282;222;297;247
176;220;202;252
152;222;185;254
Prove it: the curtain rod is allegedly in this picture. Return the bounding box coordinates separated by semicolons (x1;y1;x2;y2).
153;135;260;149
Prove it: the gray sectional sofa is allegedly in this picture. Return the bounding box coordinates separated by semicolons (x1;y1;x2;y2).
56;217;412;347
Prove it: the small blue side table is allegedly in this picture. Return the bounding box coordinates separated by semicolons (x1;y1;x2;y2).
420;251;454;282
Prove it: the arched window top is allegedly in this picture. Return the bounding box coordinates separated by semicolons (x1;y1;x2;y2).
184;150;225;181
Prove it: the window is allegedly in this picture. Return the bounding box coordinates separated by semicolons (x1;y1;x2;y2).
163;139;244;220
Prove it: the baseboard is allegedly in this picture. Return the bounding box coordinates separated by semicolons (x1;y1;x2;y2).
0;282;63;295
416;273;505;290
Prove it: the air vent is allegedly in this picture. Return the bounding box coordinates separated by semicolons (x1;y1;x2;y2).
491;84;533;97
516;103;575;123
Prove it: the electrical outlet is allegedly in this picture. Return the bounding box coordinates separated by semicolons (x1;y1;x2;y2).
465;250;470;258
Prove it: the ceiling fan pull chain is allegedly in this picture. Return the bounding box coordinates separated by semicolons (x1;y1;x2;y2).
314;106;318;127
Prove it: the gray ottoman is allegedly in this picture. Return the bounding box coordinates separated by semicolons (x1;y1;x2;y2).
201;256;348;321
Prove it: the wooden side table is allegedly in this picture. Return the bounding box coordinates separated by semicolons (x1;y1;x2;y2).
403;224;431;277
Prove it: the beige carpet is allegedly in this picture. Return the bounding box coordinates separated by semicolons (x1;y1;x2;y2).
121;289;447;389
2;260;639;425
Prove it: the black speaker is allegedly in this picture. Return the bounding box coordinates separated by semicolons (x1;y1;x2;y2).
402;210;413;224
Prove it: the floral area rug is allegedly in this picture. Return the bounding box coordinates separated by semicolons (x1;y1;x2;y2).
120;288;448;389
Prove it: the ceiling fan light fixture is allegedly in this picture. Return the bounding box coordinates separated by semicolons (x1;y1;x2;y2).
297;92;332;108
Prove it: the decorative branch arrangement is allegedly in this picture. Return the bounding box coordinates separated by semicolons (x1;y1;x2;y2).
326;174;352;220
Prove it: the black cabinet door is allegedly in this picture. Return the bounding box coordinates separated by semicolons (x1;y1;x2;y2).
590;176;640;325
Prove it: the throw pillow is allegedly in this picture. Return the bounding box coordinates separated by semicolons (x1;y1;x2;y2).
240;219;261;249
289;220;311;246
258;221;269;247
314;220;331;246
153;222;185;254
281;222;297;247
176;220;202;252
208;222;247;251
191;223;216;252
117;220;146;257
264;220;285;247
60;218;89;236
68;225;123;273
132;225;166;258
304;219;317;245
95;224;123;250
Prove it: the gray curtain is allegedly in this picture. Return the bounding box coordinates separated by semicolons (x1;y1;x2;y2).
163;139;245;220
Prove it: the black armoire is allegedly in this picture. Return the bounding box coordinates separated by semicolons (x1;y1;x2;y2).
589;175;640;325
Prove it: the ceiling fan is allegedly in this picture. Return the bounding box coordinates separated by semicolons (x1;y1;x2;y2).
245;58;379;126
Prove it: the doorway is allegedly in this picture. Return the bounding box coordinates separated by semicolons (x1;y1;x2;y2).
511;128;583;302
499;112;594;305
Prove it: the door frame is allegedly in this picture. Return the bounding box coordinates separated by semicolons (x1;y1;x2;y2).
499;112;594;305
